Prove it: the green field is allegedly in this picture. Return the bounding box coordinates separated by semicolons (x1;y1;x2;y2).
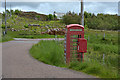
30;29;118;78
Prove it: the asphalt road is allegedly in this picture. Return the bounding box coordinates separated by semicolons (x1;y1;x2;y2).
2;38;96;78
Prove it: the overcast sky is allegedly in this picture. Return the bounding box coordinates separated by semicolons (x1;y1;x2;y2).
0;2;118;15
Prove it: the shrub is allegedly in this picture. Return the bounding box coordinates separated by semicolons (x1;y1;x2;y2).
14;9;21;15
24;24;28;28
47;14;54;20
1;24;5;29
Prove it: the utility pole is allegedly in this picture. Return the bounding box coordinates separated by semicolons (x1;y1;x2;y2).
5;0;7;34
54;11;56;20
81;0;84;26
53;11;57;40
10;4;11;17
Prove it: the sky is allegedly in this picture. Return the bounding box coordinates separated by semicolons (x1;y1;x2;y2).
1;0;120;2
0;2;118;15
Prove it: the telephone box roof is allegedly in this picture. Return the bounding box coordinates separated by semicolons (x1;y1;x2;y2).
67;24;84;29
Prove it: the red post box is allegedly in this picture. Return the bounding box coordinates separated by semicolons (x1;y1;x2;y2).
64;24;87;64
77;38;87;53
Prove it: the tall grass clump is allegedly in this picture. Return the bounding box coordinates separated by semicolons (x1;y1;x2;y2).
1;35;13;42
30;40;65;67
68;60;118;78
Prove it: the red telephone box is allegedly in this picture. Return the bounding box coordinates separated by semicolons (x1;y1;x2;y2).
64;24;87;64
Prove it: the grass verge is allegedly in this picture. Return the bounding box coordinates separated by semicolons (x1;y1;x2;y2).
30;40;65;67
6;30;64;39
30;40;118;78
0;35;13;42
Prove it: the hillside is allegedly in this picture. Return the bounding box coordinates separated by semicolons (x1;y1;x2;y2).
19;11;48;21
2;10;57;21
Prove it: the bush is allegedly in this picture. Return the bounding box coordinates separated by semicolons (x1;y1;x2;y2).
14;9;21;15
47;14;54;20
1;24;5;29
24;24;28;28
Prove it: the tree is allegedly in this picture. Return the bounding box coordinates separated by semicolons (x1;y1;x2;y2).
53;11;57;20
14;9;21;15
48;14;53;20
61;12;81;25
91;13;96;18
6;9;10;14
2;12;5;17
10;9;14;15
84;11;91;18
61;11;118;30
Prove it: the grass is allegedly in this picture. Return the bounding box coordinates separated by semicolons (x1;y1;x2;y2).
68;60;118;78
3;15;65;30
30;40;118;78
29;29;118;78
0;35;13;42
30;40;65;67
1;30;64;39
16;34;64;39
